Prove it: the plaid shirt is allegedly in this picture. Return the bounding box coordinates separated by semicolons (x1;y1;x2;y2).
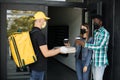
85;27;110;67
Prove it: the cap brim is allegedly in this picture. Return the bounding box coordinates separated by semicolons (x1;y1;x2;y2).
45;17;50;20
32;17;50;20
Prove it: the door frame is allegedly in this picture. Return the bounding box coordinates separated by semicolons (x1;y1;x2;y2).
0;1;102;79
0;3;50;80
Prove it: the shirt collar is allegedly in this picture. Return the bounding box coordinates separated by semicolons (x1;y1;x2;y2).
95;26;104;32
32;27;41;31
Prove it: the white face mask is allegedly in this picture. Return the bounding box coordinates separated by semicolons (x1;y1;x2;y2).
41;21;47;29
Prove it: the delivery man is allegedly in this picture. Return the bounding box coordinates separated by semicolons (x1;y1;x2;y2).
29;11;68;80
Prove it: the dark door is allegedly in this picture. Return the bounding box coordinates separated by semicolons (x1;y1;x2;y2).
82;1;102;36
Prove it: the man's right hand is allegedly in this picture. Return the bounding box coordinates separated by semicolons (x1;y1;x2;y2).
60;46;68;54
75;40;85;47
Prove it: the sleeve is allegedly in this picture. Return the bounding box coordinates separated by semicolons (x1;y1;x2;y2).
85;49;93;67
85;31;110;50
36;32;46;46
74;45;81;59
85;38;93;67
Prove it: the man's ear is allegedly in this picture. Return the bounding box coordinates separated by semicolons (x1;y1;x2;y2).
100;21;103;26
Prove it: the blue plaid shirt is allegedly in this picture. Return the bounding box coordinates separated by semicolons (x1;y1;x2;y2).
85;27;110;67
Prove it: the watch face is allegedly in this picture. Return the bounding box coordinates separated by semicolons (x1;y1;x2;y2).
75;36;81;40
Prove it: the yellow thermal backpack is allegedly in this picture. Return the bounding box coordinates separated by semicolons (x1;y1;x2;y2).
8;31;37;68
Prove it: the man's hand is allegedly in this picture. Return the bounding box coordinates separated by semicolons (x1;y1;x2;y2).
75;40;85;47
83;66;88;72
60;46;68;54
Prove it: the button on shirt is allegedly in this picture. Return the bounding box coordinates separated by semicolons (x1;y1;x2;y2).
85;27;110;67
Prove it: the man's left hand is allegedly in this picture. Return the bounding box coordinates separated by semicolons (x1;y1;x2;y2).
75;40;85;47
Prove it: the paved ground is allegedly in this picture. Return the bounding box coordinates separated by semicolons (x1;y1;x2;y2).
7;54;77;80
7;54;30;80
47;58;77;80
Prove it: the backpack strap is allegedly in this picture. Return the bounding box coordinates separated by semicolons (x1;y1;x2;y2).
30;29;39;34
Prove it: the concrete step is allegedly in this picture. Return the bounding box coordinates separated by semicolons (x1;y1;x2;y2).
7;72;30;80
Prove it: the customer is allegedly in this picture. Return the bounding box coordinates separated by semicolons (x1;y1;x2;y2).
76;15;110;80
65;23;93;80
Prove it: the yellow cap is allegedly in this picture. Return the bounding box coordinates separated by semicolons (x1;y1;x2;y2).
33;11;50;20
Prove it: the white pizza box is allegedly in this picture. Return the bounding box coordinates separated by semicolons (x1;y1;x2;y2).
54;46;76;54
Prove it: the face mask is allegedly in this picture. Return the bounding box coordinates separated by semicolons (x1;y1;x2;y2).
41;21;47;29
83;38;86;40
80;29;86;35
94;23;100;30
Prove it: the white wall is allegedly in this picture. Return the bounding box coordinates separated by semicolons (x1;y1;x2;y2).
48;7;82;70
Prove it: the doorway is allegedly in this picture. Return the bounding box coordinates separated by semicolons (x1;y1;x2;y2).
47;1;102;70
0;1;102;80
48;6;82;70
